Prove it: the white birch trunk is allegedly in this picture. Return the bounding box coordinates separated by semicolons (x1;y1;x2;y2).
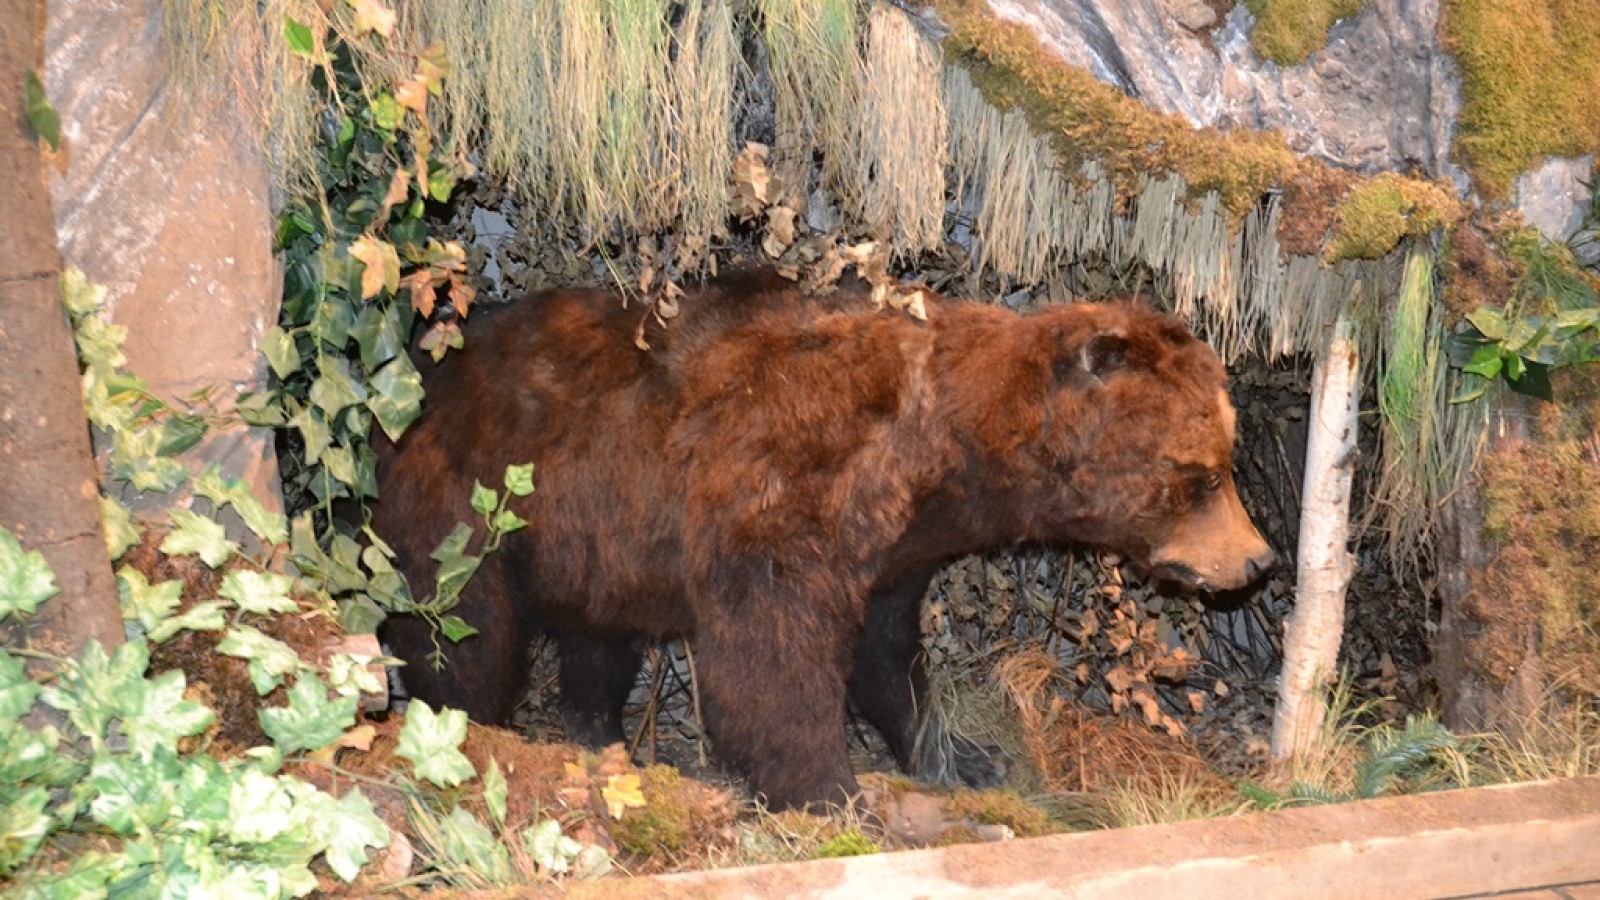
1271;312;1361;762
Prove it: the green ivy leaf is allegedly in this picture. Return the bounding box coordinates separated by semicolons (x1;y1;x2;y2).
492;509;527;535
367;353;425;442
87;750;180;836
338;594;388;635
16;847;123;896
41;639;150;745
0;785;53;875
371;93;404;130
433;805;513;881
261;325;302;380
22;70;61;152
117;566;183;633
283;16;316;58
324;652;385;699
523;817;584;874
195;465;290;547
0;719;74;790
260;674;357;754
351;304;403;373
118;669;215;761
219;570;297;615
428;166;457;203
160;509;240;568
1465;307;1509;342
504;463;535;497
0;651;41;719
59;266;108;319
396;700;474;788
1461;345;1504;380
235;390;288;427
430;523;480;604
482;756;508;828
290;407;333;465
311;788;391;882
470;482;497;516
217;625;305;696
224;768;296;844
309;357;368;417
146;601;229;644
439;615;478;643
0;528;59;620
101;495;140;561
155;415;209;457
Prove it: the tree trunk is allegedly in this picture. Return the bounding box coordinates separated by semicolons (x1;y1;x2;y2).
1271;312;1360;761
0;0;122;656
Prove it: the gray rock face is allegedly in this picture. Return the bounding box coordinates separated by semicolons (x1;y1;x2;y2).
46;0;284;535
1515;155;1595;244
985;0;1463;180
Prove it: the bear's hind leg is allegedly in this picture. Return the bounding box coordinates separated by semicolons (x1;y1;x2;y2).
556;634;642;748
851;568;1007;789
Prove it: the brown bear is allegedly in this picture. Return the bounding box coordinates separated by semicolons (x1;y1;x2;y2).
372;268;1273;810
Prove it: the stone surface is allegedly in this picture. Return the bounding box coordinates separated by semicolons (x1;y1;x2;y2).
984;0;1463;180
1515;155;1596;244
45;0;283;534
559;776;1600;899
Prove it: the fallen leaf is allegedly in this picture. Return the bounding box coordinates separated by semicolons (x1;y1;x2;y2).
601;773;646;819
349;0;396;36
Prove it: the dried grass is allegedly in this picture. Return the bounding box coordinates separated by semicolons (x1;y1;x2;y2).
858;5;948;254
762;0;862;202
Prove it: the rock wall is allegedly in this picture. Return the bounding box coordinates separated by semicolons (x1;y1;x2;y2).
986;0;1461;179
45;0;283;536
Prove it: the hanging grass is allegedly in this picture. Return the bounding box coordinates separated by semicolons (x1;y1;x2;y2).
761;0;863;202
858;4;948;254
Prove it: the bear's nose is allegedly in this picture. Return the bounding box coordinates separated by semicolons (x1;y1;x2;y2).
1243;548;1274;582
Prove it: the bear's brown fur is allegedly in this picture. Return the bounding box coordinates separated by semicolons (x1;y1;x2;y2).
373;269;1272;810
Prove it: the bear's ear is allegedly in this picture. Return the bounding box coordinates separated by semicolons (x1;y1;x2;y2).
1070;331;1130;383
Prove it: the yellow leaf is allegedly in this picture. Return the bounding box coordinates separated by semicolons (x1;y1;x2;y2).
602;773;646;819
348;0;396;36
349;235;400;299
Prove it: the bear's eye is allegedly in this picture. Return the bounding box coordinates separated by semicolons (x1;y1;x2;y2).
1204;471;1224;492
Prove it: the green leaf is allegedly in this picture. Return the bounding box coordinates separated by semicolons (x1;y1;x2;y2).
235;390;288;427
312;788;391;882
310;289;356;348
117;566;183;633
1504;352;1526;381
492;509;527;535
101;495;141;561
470;481;497;516
367;353;425;442
161;509;240;568
523;818;583;874
41;639;150;744
338;594;388;634
219;570;298;615
430;523;480;604
504;463;535;497
1461;345;1504;380
59;266;107;319
0;651;40;719
428;166;457;203
260;674;357;754
146;601;229;644
119;669;214;761
439;615;478;643
0;786;54;874
1506;360;1555;402
156;414;209;457
432;805;513;882
217;625;305;695
483;756;508;827
309;357;368;417
371;93;404;131
224;768;296;844
0;528;59;620
195;465;289;547
325;652;386;698
23;70;61;152
87;750;179;836
351;304;403;373
396;700;474;788
290;407;333;464
1465;307;1509;341
284;16;316;58
261;325;302;380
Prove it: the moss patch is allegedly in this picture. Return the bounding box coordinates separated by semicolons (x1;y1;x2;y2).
1442;0;1600;202
1325;172;1463;263
934;0;1461;257
1242;0;1366;67
1474;368;1600;701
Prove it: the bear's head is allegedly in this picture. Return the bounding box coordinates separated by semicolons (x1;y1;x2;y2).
948;301;1274;596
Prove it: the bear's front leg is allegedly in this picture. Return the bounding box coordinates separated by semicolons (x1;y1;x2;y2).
555;633;642;748
692;609;860;811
